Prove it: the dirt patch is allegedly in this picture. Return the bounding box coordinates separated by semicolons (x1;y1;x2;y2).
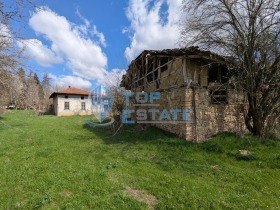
59;190;73;198
16;200;27;208
239;150;251;155
124;186;158;209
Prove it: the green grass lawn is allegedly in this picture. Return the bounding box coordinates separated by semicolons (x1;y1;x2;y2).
0;111;279;209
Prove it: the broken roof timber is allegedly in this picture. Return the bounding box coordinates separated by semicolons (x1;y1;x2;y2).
126;47;229;70
135;46;226;60
121;47;232;89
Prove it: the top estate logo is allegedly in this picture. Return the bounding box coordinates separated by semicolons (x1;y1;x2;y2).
86;85;115;127
87;87;193;127
122;92;193;124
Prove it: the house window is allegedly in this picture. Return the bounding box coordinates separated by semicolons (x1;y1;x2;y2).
64;102;70;110
81;102;86;110
81;96;84;100
65;95;68;99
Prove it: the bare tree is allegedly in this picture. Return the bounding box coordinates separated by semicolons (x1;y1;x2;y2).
0;0;33;69
0;69;12;112
181;0;280;137
103;72;127;135
25;71;40;111
0;0;39;113
0;35;20;112
42;73;52;112
16;67;27;109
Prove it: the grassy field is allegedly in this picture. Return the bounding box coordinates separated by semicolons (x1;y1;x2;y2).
0;111;279;209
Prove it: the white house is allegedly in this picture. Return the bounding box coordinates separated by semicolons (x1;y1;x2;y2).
50;86;92;116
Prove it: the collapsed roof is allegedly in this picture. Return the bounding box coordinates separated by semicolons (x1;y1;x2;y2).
121;46;230;89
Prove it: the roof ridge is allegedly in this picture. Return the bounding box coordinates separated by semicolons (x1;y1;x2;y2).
49;86;90;98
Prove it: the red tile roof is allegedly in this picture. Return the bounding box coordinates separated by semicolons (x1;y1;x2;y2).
50;87;90;98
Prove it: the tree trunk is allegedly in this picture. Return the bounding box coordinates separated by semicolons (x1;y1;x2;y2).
252;111;265;137
245;112;253;134
245;93;266;137
245;94;254;134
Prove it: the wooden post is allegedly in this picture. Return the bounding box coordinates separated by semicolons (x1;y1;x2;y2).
193;66;198;85
157;59;161;89
182;58;188;85
192;87;198;142
174;61;179;85
145;55;149;91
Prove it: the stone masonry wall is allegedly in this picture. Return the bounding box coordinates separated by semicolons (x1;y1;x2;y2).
128;57;247;142
194;88;246;142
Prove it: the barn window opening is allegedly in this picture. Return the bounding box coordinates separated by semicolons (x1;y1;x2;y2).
160;57;169;72
137;78;144;86
210;89;228;104
209;64;229;84
64;102;70;110
147;71;159;83
146;58;154;83
81;96;84;100
147;57;168;83
147;73;153;83
65;95;68;99
156;79;160;89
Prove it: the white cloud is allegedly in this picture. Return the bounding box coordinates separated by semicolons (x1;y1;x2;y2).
75;9;90;28
28;7;108;83
125;0;184;61
21;7;125;88
49;74;92;90
75;9;106;47
92;25;106;47
18;39;62;67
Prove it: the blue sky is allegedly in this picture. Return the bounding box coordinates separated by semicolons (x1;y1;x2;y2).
10;0;185;90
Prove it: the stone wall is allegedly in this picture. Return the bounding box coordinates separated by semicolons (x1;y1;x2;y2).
193;88;246;142
127;56;247;142
150;87;195;140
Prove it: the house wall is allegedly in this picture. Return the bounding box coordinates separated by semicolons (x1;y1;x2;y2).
128;57;246;142
54;95;92;116
53;97;58;115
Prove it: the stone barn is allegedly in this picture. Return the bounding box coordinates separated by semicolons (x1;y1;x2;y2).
121;47;246;142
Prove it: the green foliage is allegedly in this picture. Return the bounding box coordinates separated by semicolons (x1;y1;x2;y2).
0;111;279;209
199;141;224;153
106;161;119;169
